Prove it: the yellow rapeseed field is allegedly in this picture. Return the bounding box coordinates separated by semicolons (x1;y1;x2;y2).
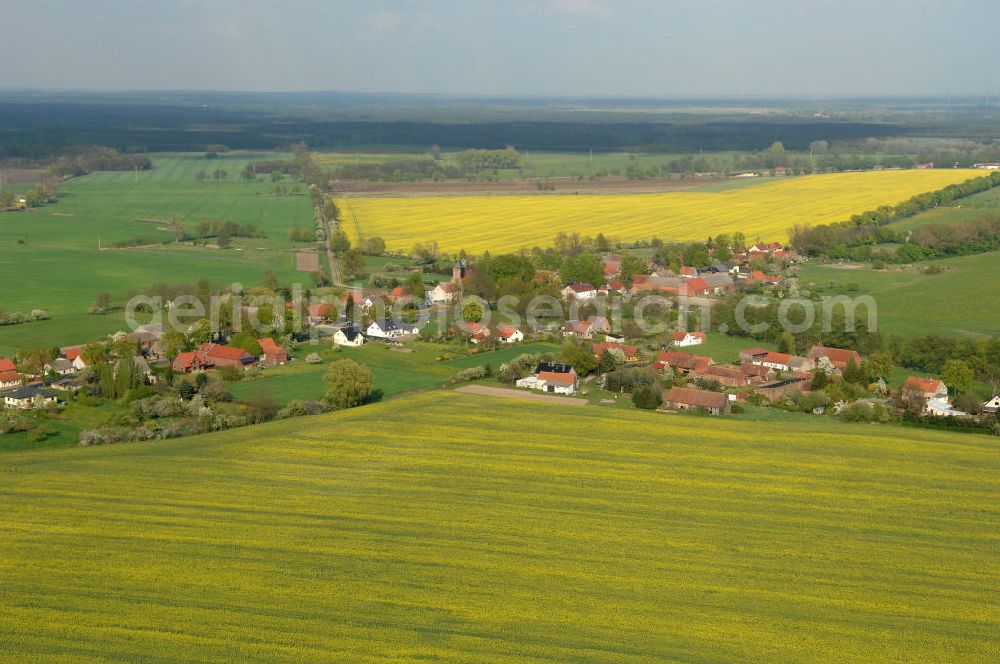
339;169;985;254
0;391;997;661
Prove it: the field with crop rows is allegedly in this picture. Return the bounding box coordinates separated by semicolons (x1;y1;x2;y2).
339;169;984;254
1;391;997;662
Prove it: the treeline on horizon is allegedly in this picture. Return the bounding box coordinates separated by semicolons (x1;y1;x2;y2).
0;100;909;158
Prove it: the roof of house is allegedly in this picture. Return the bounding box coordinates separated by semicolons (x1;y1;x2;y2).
434;282;456;293
566;283;596;293
657;350;712;371
538;371;576;385
338;326;363;341
3;385;57;400
699;365;745;381
700;272;734;288
671;331;706;342
679;266;697;277
565;320;592;334
665;386;727;409
497;326;520;339
373;318;411;332
0;369;20;384
0;358;16;373
342;291;365;304
903;376;946;394
259;338;283;355
536;362;574;374
593;342;638;358
761;351;793;366
173;351;205;370
685;277;711;293
200;344;252;362
307;303;337;318
61;346;82;361
808;345;861;368
741;347;771;357
389;286;409;299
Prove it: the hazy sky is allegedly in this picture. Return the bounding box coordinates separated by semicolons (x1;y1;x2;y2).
2;0;997;96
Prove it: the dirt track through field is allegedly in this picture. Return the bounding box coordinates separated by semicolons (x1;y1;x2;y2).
455;384;587;405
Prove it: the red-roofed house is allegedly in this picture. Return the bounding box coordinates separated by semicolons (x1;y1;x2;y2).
259;338;288;366
679;266;698;278
0;358;20;389
807;345;862;373
497;326;523;344
198;343;257;372
426;282;456;305
901;376;948;402
562;283;597;300
655;350;712;374
467;322;490;345
671;331;706;347
683;277;713;296
564;320;594;339
517;367;578;395
389;286;410;301
307;303;338;325
691;365;750;387
172;351;209;374
593;342;639;363
664;386;731;415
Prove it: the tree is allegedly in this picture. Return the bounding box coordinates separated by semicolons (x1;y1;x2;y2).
864;351;894;380
93;291;113;313
941;359;974;394
263;271;279;291
323;359;373;410
462;300;484;323
430;144;442;161
617;253;647;288
632;385;663;410
842;357;866;385
322;199;341;223
341;249;366;280
561;340;597;376
487;254;535;284
362;236;386;256
777;331;797;354
560;253;603;288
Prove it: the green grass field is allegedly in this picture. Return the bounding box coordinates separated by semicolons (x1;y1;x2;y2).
797;252;1000;338
229;341;560;406
0;152;312;355
0;391;996;661
893;184;1000;231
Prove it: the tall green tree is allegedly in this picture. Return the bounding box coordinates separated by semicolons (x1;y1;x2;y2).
324;359;374;410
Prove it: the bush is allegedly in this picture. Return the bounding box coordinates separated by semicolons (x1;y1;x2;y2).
0;413;37;434
26;424;56;443
276;400;326;419
449;366;488;384
30;309;49;320
305;352;323;364
202;381;232;403
632;385;663;410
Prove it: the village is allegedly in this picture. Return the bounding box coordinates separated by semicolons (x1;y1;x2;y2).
2;238;994;444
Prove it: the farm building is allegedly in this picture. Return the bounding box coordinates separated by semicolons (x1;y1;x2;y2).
901;377;948;402
593;342;640;363
199;344;258;372
259;338;288;366
807;345;861;373
516;363;578;395
562;283;598;301
655;350;712;374
426;282;456;305
670;331;706;347
664;386;731;416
